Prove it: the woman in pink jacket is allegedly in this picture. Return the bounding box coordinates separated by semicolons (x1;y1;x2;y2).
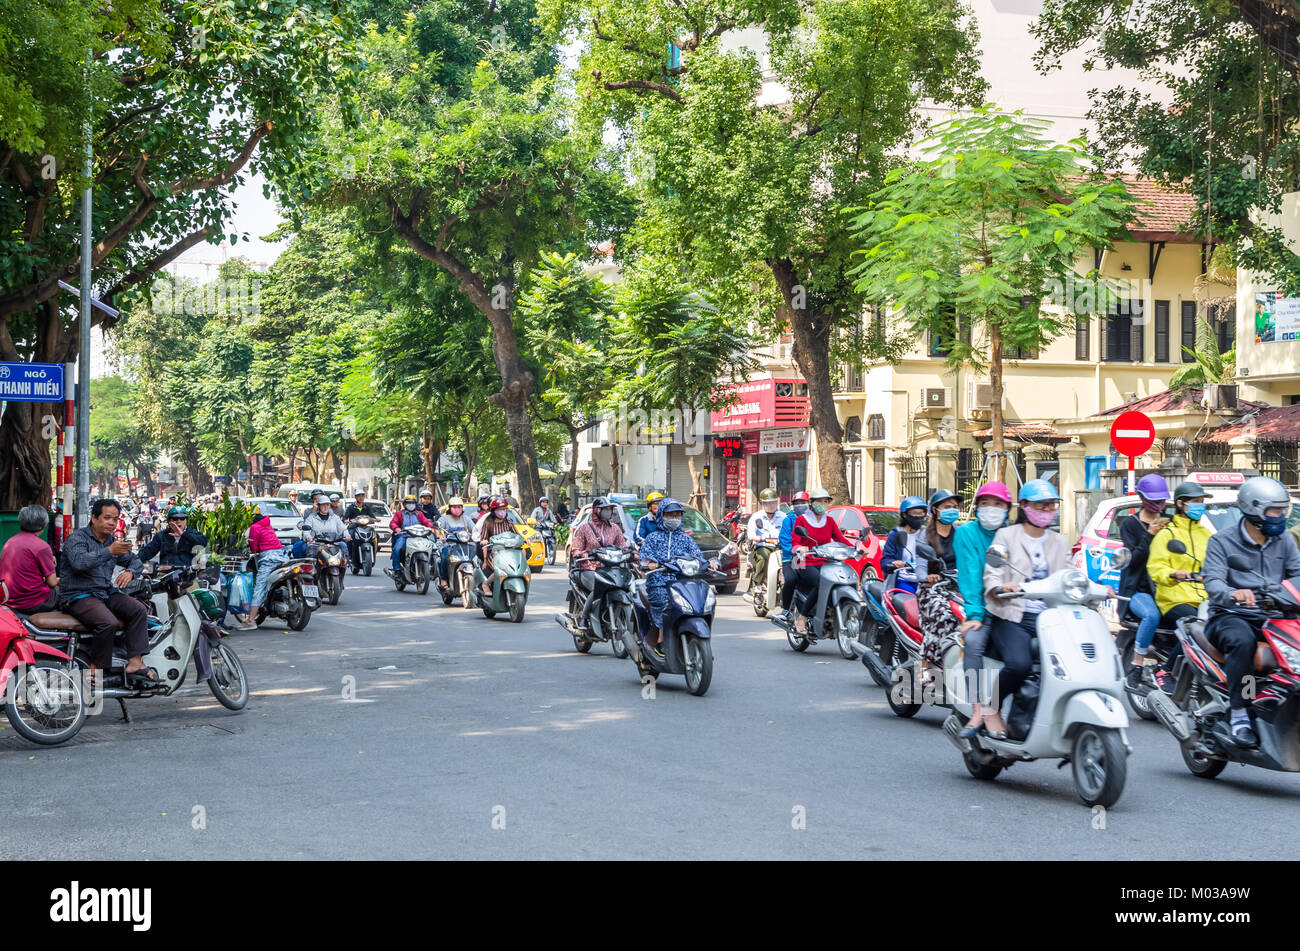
239;513;286;629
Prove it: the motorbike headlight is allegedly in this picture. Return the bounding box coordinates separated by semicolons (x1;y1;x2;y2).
328;555;341;566
671;589;693;613
1063;570;1090;603
1049;652;1070;680
704;588;716;613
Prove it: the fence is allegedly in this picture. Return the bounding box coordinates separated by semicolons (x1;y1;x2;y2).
1256;439;1300;487
898;451;930;501
1188;440;1232;470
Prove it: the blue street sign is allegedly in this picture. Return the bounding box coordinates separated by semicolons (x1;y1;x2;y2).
0;362;64;402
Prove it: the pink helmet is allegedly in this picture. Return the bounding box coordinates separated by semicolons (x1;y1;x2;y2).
973;481;1013;505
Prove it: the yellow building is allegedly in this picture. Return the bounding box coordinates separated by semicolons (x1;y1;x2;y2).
1236;190;1300;406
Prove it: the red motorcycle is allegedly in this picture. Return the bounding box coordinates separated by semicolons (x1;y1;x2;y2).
0;602;88;745
720;509;748;542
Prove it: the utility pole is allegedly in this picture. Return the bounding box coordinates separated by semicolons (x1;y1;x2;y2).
76;80;92;528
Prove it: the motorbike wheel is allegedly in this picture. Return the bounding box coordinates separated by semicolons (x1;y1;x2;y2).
786;622;810;652
362;548;373;577
860;619;889;688
394;569;407;592
546;540;556;565
440;586;453;606
508;592;527;623
886;664;922;718
835;603;862;660
287;596;311;631
752;585;768;618
573;634;593;653
4;659;87;746
1119;640;1157;721
207;642;249;710
327;572;341;606
459;573;474;610
963;751;1003;780
1180;740;1227;779
482;604;497;619
683;635;714;696
415;561;430;596
1071;726;1127;808
610;606;630;659
715;583;737;596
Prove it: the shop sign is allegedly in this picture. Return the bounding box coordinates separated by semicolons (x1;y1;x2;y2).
725;458;745;496
758;428;809;454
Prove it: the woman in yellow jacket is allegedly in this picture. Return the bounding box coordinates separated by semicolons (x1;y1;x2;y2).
1136;481;1211;694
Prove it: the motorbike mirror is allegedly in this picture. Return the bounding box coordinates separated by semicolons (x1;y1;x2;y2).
794;526;810;540
1227;553;1255;573
915;542;937;561
984;544;1009;568
1165;539;1187;555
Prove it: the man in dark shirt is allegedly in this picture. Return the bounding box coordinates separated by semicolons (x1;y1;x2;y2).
419;490;440;524
555;494;571;523
138;506;208;568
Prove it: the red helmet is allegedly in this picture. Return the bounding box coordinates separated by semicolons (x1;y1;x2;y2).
488;496;509;512
792;491;811;503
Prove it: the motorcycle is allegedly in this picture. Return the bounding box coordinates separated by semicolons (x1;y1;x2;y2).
135;513;157;545
24;559;249;723
940;543;1130;808
437;529;478;608
556;546;634;657
1146;554;1300;781
532;520;557;566
627;556;720;696
246;553;318;631
473;531;530;622
348;515;378;576
770;526;867;658
0;606;87;745
302;527;347;605
391;524;435;595
747;539;782;618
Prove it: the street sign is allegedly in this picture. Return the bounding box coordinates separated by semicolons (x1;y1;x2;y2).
0;362;64;402
1109;410;1156;495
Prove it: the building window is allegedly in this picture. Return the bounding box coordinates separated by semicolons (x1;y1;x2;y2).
929;304;959;357
844;416;862;441
1105;299;1144;363
1075;315;1090;361
1180;301;1197;362
867;414;885;441
1214;305;1236;354
1154;300;1170;362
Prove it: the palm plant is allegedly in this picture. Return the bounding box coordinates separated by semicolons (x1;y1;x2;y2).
1169;316;1236;387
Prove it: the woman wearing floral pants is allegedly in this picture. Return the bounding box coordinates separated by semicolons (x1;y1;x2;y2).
916;491;962;686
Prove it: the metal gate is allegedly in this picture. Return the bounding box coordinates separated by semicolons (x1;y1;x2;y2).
1188;440;1231;470
1256;439;1300;488
956;448;984;496
899;451;929;501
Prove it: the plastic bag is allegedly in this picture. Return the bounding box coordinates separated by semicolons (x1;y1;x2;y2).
226;571;255;616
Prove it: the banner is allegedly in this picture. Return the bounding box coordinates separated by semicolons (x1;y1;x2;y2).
1253;292;1300;342
725;458;744;497
758;428;810;454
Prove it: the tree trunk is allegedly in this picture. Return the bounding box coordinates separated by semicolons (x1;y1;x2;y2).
610;440;620;493
183;442;211;494
989;320;1005;483
567;428;579;490
769;258;849;501
0;401;57;508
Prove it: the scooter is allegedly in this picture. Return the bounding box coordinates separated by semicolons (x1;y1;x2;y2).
1146;556;1300;780
249;554;319;631
473;531;530;622
854;570;893;686
770;526;867;659
391;525;435;595
556;546;634;656
302;527;347;605
348;515;378;576
532;520;557;566
437;529;478;608
940;544;1130;808
627;556;720;696
0;606;87;745
748;540;781;618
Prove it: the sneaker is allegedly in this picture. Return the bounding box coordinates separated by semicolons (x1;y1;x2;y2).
1124;665;1143;690
1230;720;1258;747
1153;669;1175;695
770;609;789;625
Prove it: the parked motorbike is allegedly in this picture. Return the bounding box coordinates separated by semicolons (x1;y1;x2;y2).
1147;554;1300;781
627;556;720;696
747;539;782;618
437;529;478;608
0;606;87;745
473;531;530;622
391;525;435;595
348;515;378;576
556;546;634;656
939;544;1130;808
770;526;867;658
302;527;347;605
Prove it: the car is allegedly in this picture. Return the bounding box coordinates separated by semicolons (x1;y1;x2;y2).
825;505;886;581
565;499;741;593
245;497;308;546
858;506;902;538
505;508;548;571
361;501;393;548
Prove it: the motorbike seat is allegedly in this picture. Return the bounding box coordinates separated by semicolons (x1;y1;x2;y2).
1189;623;1224;663
889;592;920;631
27;611;120;634
866;579;884;603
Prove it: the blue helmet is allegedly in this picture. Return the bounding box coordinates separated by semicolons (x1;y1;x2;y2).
899;496;927;515
1019;479;1060;503
657;497;685;529
928;489;960;509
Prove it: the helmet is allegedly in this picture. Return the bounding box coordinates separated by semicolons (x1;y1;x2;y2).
1136;474;1171;502
1019;479;1061;503
329;493;340;502
539;496;549;503
927;489;960;509
758;488;779;503
447;496;464;507
809;487;831;502
354;489;365;497
1173;480;1207;501
314;492;331;504
973;481;1012;505
659;498;684;517
402;495;417;504
167;506;188;519
420;489;433;499
489;496;508;511
899;496;927;514
1237;476;1291;525
792;491;811;503
646;491;664;503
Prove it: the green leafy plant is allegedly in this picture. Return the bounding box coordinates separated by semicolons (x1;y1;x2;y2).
180;492;257;554
1169;316;1236;387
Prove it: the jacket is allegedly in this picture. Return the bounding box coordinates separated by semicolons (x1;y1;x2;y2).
436;513;475;535
138;527;208;567
921;525;957;573
791;513;852;567
634;513;658;543
389;509;432;534
983;524;1071;623
746;509;786;544
248;516;282;553
882;527;919;568
57;526;143;602
778;511;799;564
1203;519;1300;625
420;502;440;523
1145;514;1211;614
572;517;628;571
304;511;349;539
638;527;703;589
954;520;998;624
1117;512;1158;602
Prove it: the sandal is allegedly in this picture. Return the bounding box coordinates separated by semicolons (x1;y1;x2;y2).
124;666;160;687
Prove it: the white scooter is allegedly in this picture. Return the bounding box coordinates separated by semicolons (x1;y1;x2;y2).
749;540;783;617
939;544;1131;807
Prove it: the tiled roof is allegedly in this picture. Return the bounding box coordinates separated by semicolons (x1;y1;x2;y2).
1093;387;1267;417
1119;176;1197;239
1201;404;1300;443
972;422;1069;443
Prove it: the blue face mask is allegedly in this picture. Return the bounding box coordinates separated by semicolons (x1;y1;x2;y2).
1261;514;1288;537
1183;503;1206;521
938;509;960;525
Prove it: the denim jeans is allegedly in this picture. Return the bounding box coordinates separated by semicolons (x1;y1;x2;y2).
1128;592;1161;654
252;549;288;608
391;534;407;571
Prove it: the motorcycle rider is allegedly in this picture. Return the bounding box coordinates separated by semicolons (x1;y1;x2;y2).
555;493;571;524
883;496;928;589
329;493;346;519
240;510;287;630
570;496;629;621
916;489;962;687
476;497;516;595
1118;474;1172;690
300;493;351;562
420;490;440;524
638;498;706;655
473;493;492;524
138;506;208;568
530;496;555;527
435;497;475;588
786;487;866;637
387;494;434;577
1128;480;1209;692
955;482;1013;736
745;488;785;592
771;490;811;623
343;490;371;567
1201;476;1300;747
635;491;665;543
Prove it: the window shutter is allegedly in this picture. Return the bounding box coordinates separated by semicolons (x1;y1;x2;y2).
1217;305;1236;353
1181;301;1197;363
1128;299;1144;363
1154;300;1170;362
1076;316;1090;360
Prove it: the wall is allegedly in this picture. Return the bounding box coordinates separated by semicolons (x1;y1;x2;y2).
1237;191;1300;404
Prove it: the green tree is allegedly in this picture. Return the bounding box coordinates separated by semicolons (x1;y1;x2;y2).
547;0;986;499
88;374;159;496
846;109;1136;476
1169;317;1238;387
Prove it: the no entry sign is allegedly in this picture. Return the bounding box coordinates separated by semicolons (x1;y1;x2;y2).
1110;410;1156;494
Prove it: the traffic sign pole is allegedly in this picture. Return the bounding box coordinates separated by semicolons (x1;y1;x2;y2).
1109;410;1157;496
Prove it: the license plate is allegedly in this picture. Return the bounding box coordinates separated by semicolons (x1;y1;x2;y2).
301;584;320;599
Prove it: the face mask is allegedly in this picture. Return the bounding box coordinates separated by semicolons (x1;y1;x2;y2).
662;517;683;532
976;507;1006;531
1024;506;1056;528
600;509;615;522
938;509;960;525
405;504;416;512
1141;499;1165;513
811;503;828;516
791;503;809;516
1261;514;1288;537
763;503;778;514
1183;502;1206;521
903;513;926;530
449;507;462;516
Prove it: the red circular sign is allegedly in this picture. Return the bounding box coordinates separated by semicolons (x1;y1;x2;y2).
1110;410;1156;457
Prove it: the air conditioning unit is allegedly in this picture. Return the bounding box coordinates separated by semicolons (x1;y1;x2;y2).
968;380;1002;413
1203;383;1239;410
922;386;952;411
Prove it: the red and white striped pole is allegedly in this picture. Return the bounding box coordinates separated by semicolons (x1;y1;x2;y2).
62;362;75;543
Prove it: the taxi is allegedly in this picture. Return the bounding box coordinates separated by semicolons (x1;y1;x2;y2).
507;508;548;571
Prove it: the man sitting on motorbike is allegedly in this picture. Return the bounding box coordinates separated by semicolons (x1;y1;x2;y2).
784;487;866;637
530;497;555;527
1129;480;1209;693
435;497;475;587
1201;476;1300;747
746;488;785;592
638;498;707;655
420;490;440;524
343;490;372;566
635;491;664;543
138;506;208;568
299;492;350;560
387;495;433;577
772;491;811;623
476;497;516;595
570;496;629;610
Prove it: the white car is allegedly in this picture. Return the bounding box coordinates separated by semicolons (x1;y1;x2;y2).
246;497;308;546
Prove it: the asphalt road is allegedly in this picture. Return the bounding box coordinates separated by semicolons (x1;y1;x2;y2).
5;558;1299;860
